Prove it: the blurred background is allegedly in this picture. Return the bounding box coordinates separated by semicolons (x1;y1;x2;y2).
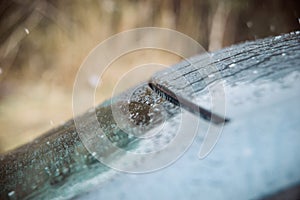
0;0;299;153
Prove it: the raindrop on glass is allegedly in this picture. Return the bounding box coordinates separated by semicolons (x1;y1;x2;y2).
274;35;282;40
229;63;236;68
208;74;215;78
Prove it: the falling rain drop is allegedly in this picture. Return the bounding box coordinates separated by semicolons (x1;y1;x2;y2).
246;21;253;28
270;25;275;32
24;28;30;34
8;191;16;199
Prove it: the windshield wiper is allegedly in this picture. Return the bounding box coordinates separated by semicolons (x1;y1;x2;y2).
148;80;230;125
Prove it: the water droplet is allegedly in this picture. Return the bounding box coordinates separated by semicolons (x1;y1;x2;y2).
8;191;16;198
274;35;282;40
88;75;100;87
229;63;236;68
24;28;30;34
208;74;215;78
91;152;97;156
54;169;60;176
31;184;37;190
46;141;50;145
246;21;253;28
62;167;69;174
253;70;258;74
281;53;286;56
270;25;275;32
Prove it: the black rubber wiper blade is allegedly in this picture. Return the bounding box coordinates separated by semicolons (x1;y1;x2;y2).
148;80;230;125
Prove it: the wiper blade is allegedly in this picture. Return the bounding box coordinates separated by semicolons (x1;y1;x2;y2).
148;80;230;125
